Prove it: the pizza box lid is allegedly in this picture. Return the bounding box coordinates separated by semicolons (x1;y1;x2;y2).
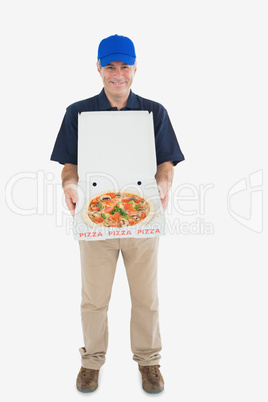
78;111;156;182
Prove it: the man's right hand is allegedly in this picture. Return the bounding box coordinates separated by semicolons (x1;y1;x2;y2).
61;163;79;217
64;183;78;217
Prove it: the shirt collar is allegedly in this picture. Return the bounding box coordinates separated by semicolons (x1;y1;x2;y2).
97;88;140;110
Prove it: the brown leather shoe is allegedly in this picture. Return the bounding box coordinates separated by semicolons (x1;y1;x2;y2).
139;364;164;394
76;367;99;393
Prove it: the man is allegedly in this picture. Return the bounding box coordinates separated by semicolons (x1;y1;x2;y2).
51;34;184;394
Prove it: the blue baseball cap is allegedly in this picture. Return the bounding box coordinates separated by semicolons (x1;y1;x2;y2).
97;34;136;67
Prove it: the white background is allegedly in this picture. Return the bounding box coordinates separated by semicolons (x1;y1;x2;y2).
1;1;267;401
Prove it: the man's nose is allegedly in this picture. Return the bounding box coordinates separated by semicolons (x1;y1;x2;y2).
114;68;123;78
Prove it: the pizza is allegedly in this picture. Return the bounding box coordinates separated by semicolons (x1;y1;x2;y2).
82;191;154;228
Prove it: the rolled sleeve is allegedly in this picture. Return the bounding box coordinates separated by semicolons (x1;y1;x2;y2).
153;105;185;166
50;106;78;165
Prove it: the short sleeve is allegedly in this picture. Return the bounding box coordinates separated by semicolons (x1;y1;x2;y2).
153;105;185;166
50;106;78;165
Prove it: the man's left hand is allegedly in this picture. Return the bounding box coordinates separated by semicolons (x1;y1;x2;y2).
155;162;174;211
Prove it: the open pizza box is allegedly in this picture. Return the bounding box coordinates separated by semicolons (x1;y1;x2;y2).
73;111;165;240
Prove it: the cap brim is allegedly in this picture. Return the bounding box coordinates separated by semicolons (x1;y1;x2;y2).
100;53;136;67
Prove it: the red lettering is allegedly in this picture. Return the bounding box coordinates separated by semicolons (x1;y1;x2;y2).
126;230;132;235
80;231;103;238
155;229;160;234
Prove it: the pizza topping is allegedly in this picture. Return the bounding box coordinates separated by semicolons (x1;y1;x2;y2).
128;218;136;226
89;211;101;218
104;206;114;213
129;213;141;222
87;192;150;227
96;218;104;223
139;207;149;213
123;203;133;210
107;192;116;199
103;218;116;227
120;217;129;226
99;194;112;202
111;212;121;220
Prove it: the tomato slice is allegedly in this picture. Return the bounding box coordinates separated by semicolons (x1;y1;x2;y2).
128;218;136;225
112;212;121;219
123;203;132;210
104;206;114;213
107;192;116;199
140;212;146;219
95;217;104;223
91;206;99;211
91;198;99;205
129;209;138;215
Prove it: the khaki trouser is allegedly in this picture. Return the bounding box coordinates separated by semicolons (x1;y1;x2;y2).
78;237;162;370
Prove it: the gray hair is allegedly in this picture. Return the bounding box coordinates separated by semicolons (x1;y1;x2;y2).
97;59;137;69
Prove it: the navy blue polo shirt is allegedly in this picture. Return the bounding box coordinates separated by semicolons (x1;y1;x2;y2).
51;88;184;166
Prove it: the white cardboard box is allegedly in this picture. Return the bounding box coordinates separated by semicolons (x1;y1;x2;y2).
73;111;165;240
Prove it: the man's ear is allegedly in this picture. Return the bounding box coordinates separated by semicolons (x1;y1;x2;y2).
96;61;101;75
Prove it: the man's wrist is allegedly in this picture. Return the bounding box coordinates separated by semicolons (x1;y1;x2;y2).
62;181;78;193
155;162;174;188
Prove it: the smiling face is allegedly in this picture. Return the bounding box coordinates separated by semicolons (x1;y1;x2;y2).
97;60;137;104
